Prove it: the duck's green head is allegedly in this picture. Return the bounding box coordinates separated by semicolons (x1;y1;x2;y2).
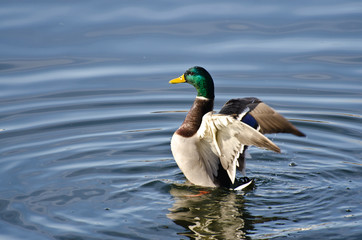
169;66;215;99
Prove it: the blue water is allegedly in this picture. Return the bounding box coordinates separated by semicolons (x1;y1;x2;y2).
1;1;362;239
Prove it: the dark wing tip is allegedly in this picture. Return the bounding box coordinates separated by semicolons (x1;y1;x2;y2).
294;130;306;137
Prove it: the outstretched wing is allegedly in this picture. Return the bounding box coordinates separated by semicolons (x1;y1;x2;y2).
219;97;305;136
197;112;280;183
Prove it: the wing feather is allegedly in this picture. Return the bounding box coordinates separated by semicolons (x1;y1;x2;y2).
220;98;305;137
197;112;280;183
249;102;305;136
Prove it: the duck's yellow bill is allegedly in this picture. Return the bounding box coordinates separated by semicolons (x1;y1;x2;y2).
169;74;186;84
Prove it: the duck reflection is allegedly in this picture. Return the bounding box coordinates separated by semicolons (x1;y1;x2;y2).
167;184;254;239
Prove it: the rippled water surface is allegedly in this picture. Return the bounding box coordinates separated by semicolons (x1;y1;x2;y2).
1;1;362;239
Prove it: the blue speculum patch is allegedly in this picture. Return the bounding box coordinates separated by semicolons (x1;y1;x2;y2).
242;113;258;129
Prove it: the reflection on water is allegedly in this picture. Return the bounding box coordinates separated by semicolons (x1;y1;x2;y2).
168;184;286;239
168;185;250;239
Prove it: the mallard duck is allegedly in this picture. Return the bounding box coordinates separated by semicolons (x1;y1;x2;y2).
169;66;305;189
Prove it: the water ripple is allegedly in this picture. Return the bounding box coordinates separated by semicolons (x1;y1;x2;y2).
1;0;362;239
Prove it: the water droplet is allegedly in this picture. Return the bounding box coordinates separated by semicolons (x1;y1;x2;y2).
289;161;297;167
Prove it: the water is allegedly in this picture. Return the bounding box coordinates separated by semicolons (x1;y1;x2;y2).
1;0;362;239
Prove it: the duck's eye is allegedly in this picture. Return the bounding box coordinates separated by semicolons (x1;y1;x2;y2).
185;71;193;76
